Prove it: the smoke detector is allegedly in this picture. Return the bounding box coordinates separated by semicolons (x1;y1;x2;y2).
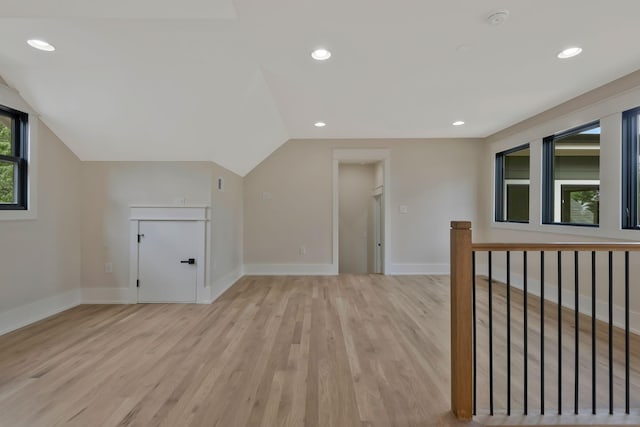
487;10;509;26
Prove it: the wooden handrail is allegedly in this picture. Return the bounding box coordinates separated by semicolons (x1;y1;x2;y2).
472;242;640;252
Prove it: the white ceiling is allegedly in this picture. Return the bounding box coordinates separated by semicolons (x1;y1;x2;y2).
1;1;640;176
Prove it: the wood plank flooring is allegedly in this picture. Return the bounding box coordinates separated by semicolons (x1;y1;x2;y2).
0;275;472;427
0;275;638;426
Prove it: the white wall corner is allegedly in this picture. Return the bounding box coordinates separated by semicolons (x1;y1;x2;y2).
206;266;244;304
389;263;450;275
243;263;336;276
82;287;137;304
0;288;82;336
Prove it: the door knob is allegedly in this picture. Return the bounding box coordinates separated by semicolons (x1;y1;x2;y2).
180;258;196;265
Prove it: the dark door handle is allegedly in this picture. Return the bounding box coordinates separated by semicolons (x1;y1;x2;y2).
180;258;196;265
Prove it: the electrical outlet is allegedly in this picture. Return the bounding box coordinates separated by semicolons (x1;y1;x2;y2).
299;245;306;255
105;262;113;273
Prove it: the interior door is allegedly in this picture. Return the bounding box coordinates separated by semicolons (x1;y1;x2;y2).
373;194;383;274
138;220;198;303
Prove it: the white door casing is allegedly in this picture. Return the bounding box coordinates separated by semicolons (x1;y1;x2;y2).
129;206;208;303
373;194;383;274
138;220;198;303
333;149;391;275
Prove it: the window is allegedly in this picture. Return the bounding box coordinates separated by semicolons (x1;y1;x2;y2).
542;122;600;226
622;106;640;229
0;105;28;210
495;144;530;223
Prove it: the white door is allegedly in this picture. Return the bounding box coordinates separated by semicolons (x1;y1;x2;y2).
373;194;383;274
138;220;199;303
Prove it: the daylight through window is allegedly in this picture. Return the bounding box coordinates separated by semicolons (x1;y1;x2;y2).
0;105;28;210
495;144;530;223
543;122;600;226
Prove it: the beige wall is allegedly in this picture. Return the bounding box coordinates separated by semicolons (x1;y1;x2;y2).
339;164;375;274
244;139;484;272
210;164;243;296
481;72;640;331
80;161;243;295
0;120;82;312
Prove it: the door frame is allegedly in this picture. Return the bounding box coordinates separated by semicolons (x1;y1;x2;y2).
332;149;391;275
129;206;209;303
373;193;383;274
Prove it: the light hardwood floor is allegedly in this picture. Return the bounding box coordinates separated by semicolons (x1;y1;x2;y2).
0;275;472;427
0;275;638;426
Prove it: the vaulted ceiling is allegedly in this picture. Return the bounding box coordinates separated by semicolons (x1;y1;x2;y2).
1;1;640;176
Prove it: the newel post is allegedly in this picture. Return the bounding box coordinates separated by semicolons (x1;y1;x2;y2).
450;221;473;420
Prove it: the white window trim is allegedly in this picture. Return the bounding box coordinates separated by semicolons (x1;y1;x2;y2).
553;179;600;223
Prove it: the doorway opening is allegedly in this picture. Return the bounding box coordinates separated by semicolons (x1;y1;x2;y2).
333;149;390;275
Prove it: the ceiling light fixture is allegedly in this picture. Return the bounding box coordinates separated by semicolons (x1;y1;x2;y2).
314;121;326;127
311;48;331;61
452;121;465;126
27;39;55;52
557;46;582;59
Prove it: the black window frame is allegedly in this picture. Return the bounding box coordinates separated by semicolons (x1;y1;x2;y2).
0;105;28;210
622;106;640;230
542;121;600;227
495;143;530;223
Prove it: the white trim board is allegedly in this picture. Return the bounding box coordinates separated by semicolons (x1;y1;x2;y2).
129;206;210;304
390;263;450;275
208;266;244;303
244;264;335;276
0;265;244;336
476;264;640;335
0;289;81;336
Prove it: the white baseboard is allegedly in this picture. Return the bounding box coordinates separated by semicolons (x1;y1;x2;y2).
243;263;336;275
389;263;450;275
477;264;640;335
82;287;136;304
206;266;244;303
0;288;82;336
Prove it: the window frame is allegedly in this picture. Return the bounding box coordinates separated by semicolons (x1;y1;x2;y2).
495;143;530;224
622;106;640;230
542;121;600;227
0;104;28;210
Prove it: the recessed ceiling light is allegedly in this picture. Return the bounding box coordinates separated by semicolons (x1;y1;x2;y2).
557;47;582;59
314;121;326;127
452;121;465;126
311;48;331;61
27;39;55;52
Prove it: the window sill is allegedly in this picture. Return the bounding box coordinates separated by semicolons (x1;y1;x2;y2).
0;209;36;221
490;221;640;241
